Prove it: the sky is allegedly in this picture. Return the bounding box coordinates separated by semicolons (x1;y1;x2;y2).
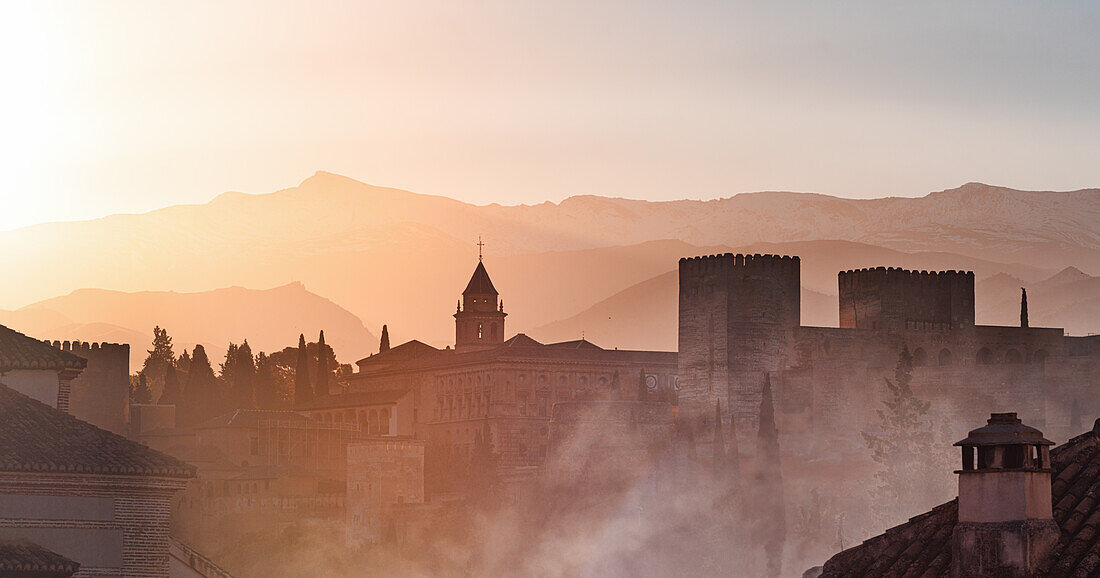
0;1;1098;231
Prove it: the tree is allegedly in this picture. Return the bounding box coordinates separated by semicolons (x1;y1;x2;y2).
294;334;313;407
379;324;390;353
176;349;192;374
182;344;218;426
140;326;175;399
467;425;499;507
860;345;948;528
751;373;786;578
315;330;330;397
232;340;256;409
254;352;279;409
130;373;153;404
637;368;648;401
712;400;726;479
1021;287;1029;328
159;365;181;405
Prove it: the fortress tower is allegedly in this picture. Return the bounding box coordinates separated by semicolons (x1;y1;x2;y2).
454;259;507;352
677;254;800;437
839;267;974;331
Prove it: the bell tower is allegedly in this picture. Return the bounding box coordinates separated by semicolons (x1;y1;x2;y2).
455;251;506;352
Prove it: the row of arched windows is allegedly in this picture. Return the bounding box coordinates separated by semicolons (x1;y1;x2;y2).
910;346;1049;367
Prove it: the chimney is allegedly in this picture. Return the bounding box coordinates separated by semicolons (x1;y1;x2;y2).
951;413;1060;577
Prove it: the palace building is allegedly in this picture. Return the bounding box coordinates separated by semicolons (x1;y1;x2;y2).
298;257;678;490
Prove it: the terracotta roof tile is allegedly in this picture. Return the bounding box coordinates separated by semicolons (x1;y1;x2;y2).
821;421;1100;577
0;325;86;373
0;539;80;576
0;384;194;479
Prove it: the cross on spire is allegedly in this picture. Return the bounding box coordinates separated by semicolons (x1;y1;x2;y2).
477;236;485;261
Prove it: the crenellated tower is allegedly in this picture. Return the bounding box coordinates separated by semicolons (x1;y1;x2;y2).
678;253;800;439
454;259;507;352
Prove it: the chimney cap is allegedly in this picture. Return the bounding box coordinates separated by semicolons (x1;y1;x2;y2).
954;413;1053;447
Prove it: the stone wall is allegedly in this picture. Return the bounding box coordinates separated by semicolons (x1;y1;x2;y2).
49;340;130;435
839;268;974;331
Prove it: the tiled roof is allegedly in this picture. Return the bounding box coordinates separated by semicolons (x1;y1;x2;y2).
502;333;543;348
298;389;410;411
463;261;498;295
0;384;195;478
192;409;317;430
355;339;442;367
821;419;1100;577
0;540;80;576
0;325;86;373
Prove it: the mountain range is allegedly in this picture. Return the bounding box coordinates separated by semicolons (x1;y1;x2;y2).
0;172;1095;353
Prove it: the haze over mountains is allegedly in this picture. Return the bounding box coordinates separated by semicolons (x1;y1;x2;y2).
0;172;1095;358
0;283;376;369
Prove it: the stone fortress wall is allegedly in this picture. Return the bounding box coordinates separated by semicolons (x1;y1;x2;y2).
48;340;130;435
678;254;1100;459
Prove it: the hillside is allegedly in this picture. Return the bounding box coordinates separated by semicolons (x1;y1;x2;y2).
0;173;1095;345
1;283;377;369
977;267;1100;336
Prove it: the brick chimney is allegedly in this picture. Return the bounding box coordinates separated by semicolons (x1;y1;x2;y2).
951;413;1060;577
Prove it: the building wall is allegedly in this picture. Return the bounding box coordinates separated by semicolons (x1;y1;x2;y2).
0;369;61;408
49;341;130;435
346;439;425;546
0;473;186;578
839;268;974;331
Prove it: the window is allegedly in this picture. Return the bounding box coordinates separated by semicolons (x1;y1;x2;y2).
976;347;994;365
538;395;548;417
478;323;483;339
938;349;952;366
250;437;259;456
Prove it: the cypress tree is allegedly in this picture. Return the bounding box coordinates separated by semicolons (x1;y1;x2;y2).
254;352;277;409
294;334;313;407
184;344;218;425
132;373;153;404
235;340;256;409
159;365;181;405
637;368;648;401
315;330;329;397
1021;287;1029;328
754;373;786;578
379;324;390;353
713;399;726;478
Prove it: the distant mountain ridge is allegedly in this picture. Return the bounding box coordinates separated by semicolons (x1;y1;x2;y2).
0;282;377;369
0;173;1094;347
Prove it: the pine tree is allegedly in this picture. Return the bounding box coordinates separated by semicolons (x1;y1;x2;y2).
638;368;648;401
379;324;390;353
140;326;176;399
182;344;218;426
233;340;256;409
294;334;313;407
131;373;153;404
860;345;948;527
315;330;330;397
159;365;181;405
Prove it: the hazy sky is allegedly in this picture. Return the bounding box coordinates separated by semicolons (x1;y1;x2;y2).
1;1;1098;230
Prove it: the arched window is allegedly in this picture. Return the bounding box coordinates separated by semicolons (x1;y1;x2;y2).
478;323;483;339
1005;349;1023;364
938;349;953;366
1033;350;1050;365
976;347;994;365
912;348;927;367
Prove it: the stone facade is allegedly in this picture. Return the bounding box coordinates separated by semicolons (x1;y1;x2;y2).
345;438;425;547
49;341;130;436
678;254;1100;457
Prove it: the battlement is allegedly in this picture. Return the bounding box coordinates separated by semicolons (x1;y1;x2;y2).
838;266;974;331
679;253;800;275
46;340;130;354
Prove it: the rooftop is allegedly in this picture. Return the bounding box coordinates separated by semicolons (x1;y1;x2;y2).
0;324;86;373
463;260;498;295
192;409;318;430
821;418;1100;577
0;540;80;577
0;384;195;479
954;412;1053;447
